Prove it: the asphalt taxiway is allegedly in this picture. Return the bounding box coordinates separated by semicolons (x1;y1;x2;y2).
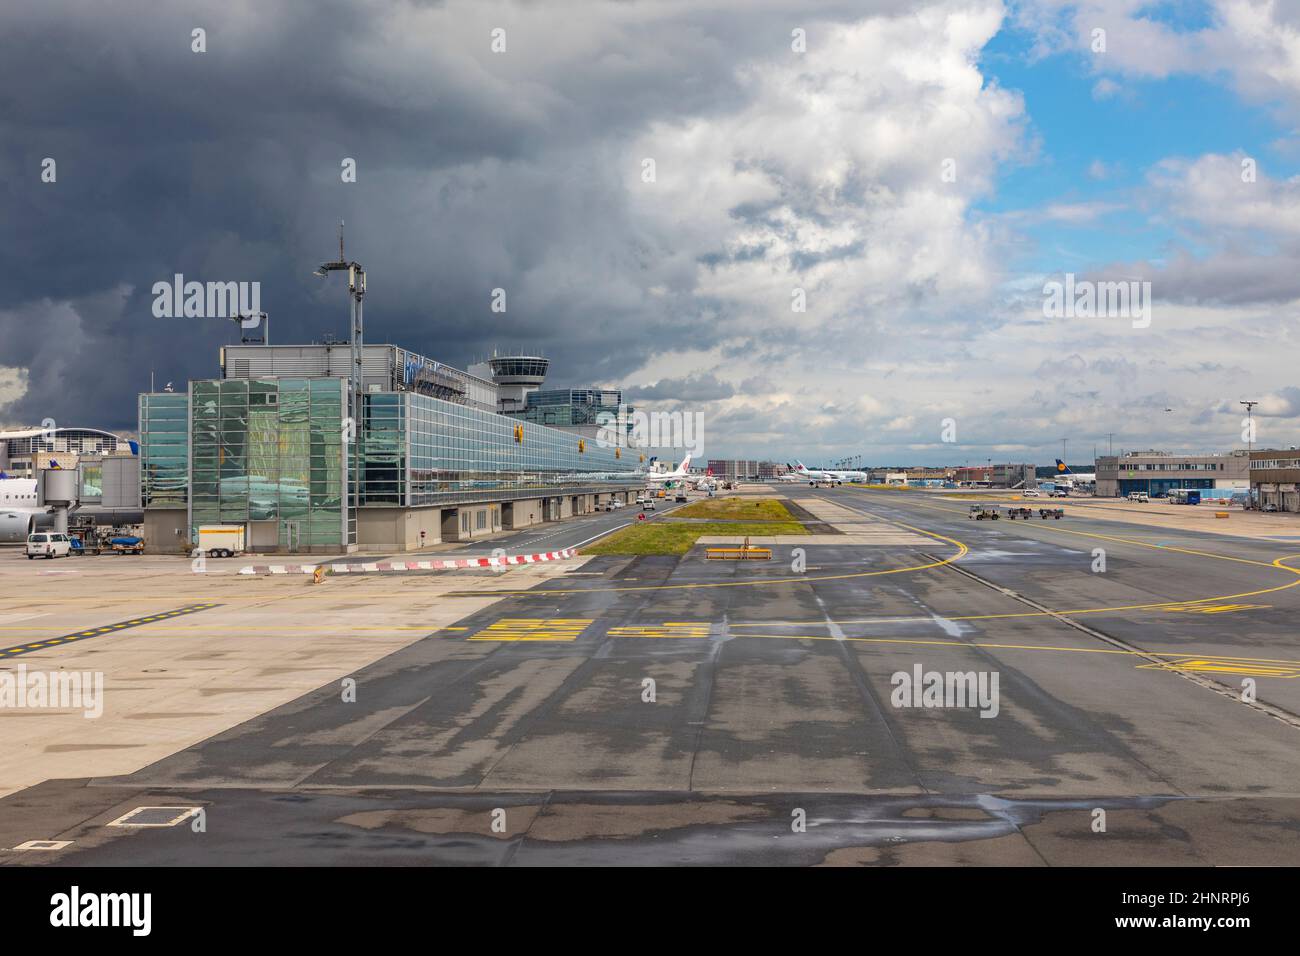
4;487;1300;865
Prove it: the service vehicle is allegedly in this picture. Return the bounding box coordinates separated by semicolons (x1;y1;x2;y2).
197;525;245;558
1006;507;1033;520
1038;508;1064;520
108;535;145;554
968;505;999;520
26;532;71;559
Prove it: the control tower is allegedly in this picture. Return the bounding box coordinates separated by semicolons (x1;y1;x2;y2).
469;351;549;413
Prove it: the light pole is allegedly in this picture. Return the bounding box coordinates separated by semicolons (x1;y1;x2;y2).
1241;400;1260;509
315;223;366;548
1240;401;1259;454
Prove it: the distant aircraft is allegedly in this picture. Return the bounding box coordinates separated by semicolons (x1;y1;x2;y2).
1054;459;1096;485
643;453;693;484
791;461;841;485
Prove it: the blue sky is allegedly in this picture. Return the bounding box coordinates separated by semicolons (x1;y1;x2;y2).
978;11;1295;276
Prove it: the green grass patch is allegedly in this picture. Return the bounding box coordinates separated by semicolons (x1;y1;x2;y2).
672;497;796;520
584;520;806;556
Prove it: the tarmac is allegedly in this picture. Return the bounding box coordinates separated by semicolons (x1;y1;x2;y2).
3;487;1300;865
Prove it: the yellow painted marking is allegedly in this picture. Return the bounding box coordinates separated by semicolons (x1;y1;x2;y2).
468;618;593;642
1163;601;1270;614
608;623;711;639
1138;658;1300;678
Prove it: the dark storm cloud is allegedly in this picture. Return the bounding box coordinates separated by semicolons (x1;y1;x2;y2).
625;370;736;402
1;0;912;428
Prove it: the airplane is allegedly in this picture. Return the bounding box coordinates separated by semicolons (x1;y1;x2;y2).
790;461;842;485
0;475;51;543
1053;459;1095;486
826;466;868;482
776;471;801;482
643;453;694;484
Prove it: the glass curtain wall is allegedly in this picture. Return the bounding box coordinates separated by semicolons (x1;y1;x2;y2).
404;393;639;506
189;378;344;548
139;393;190;508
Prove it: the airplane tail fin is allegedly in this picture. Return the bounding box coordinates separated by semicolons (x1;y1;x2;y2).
1055;459;1072;474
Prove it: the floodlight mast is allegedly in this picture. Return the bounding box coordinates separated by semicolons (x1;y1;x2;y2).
316;221;366;547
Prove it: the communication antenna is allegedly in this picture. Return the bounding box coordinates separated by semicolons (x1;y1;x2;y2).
314;220;366;547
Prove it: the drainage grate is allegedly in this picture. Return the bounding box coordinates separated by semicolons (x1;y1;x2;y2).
14;840;71;850
107;806;199;828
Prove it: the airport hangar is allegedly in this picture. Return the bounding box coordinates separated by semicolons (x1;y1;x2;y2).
138;345;649;555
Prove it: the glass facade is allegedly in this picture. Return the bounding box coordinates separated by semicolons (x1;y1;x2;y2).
143;376;643;548
506;389;629;429
189;378;345;548
139;393;190;507
1117;477;1215;496
403;393;640;506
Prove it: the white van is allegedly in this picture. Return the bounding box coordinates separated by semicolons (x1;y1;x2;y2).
27;532;72;559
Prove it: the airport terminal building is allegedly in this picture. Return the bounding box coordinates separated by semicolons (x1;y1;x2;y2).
138;344;645;554
1094;450;1250;498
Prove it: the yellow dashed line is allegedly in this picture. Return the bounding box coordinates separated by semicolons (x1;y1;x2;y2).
0;605;218;658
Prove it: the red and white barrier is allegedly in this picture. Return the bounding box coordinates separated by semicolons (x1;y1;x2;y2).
239;548;578;575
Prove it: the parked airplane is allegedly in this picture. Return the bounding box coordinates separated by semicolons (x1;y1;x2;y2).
1054;459;1095;485
0;476;50;543
790;461;841;485
643;453;694;484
